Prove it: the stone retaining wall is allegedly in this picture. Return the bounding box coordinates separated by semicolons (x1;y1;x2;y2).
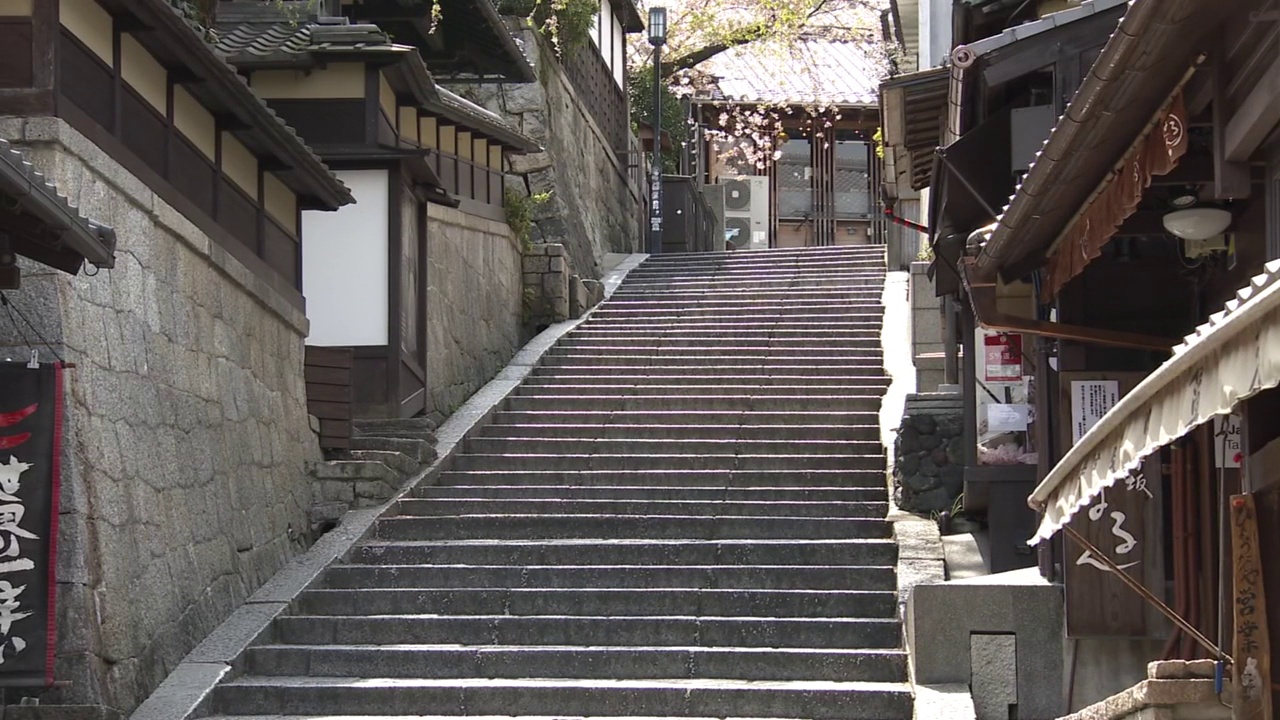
895;392;964;513
0;118;319;716
426;202;524;424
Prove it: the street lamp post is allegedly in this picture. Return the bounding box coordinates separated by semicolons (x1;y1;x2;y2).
647;6;666;255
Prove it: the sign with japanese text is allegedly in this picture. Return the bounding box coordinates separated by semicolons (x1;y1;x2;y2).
0;362;62;687
983;333;1023;382
1064;459;1154;637
1071;380;1119;443
1230;494;1272;720
1215;413;1242;469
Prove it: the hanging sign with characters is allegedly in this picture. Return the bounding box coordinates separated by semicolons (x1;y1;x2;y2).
0;362;63;687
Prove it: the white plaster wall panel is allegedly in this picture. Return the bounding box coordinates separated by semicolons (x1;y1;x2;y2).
302;169;390;346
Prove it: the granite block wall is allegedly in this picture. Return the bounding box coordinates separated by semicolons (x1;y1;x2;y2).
0;118;319;715
425;202;523;424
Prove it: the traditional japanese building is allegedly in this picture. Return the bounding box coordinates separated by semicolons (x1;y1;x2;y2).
691;31;886;250
216;1;540;426
886;0;1280;713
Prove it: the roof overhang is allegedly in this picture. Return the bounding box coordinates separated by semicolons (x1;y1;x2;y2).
343;0;536;83
101;0;353;210
0;140;116;280
971;0;1253;285
1029;259;1280;544
879;66;947;197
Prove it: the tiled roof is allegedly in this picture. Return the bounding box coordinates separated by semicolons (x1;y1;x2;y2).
0;139;117;270
703;37;886;107
153;0;352;207
214;2;401;60
431;88;541;152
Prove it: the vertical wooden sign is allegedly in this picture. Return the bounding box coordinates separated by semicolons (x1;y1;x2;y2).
1231;494;1273;720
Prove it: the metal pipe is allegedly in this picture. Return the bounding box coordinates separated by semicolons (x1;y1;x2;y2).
883;206;928;234
965;275;1177;353
1062;522;1228;663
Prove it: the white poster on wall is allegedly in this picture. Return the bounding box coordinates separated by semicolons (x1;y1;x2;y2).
1071;381;1120;443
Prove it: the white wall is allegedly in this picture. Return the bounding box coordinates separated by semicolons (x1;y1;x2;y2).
918;0;953;69
302;169;390;346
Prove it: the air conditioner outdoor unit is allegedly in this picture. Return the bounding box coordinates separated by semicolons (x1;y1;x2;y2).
721;175;769;250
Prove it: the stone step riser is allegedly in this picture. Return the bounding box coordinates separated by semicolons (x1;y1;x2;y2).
348;450;421;477
527;366;887;378
538;356;886;369
501;397;884;413
568;328;886;336
555;339;884;350
212;682;912;719
423;469;889;488
373;515;893;542
318;564;897;591
417;485;886;502
293;588;898;618
513;385;888;399
392;499;888;519
464;438;883;455
617;279;888;292
475;424;882;441
450;454;886;472
272;614;903;649
349;540;898;567
350;436;437;463
354;417;437;433
244;646;907;682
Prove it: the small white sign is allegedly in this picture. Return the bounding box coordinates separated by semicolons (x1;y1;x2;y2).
1214;413;1242;468
1071;380;1119;443
987;403;1030;433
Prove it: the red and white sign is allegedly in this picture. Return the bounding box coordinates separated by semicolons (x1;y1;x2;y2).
983;333;1023;382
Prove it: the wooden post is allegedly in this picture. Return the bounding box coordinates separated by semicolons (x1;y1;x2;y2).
1231;494;1273;720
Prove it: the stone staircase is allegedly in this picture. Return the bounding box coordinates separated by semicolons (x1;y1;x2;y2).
205;245;912;720
309;418;441;530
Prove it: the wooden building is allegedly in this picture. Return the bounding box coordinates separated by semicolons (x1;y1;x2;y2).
894;0;1280;709
692;35;884;249
216;2;539;422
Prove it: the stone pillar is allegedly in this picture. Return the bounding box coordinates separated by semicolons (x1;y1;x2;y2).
894;391;964;513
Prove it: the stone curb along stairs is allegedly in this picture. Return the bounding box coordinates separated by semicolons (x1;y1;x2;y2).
134;246;912;720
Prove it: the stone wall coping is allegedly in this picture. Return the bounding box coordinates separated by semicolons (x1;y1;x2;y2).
1058;679;1227;720
0;117;311;335
126;251;648;720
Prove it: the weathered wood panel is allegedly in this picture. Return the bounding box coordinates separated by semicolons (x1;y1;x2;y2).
305;346;353;450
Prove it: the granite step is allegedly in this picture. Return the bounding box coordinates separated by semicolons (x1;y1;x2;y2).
500;395;884;412
347;539;899;566
392;498;888;519
244;644;907;682
449;453;886;472
463;437;883;456
476;423;881;441
371;514;893;541
318;563;897;590
420;469;889;488
414;484;886;502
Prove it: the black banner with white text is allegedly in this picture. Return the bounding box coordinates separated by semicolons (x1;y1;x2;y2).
0;362;62;687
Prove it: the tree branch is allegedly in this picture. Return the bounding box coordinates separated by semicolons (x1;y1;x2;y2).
661;22;772;77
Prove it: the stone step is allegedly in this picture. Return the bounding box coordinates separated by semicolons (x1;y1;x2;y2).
308;460;399;482
245;644;907;682
501;396;883;413
424;469;888;488
272;613;904;648
555;338;884;351
392;498;888;519
206;715;850;720
349;450;421;477
354;417;438;433
572;324;887;334
476;423;881;442
538;355;886;369
348;539;899;566
463;437;882;456
350;436;437;463
514;371;885;384
293;587;898;617
591;305;885;316
486;409;882;427
416;484;886;502
450;453;886;472
318;563;896;590
618;277;888;292
372;514;892;541
626;265;887;279
526;365;886;379
513;384;887;398
212;676;913;719
605;294;886;306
